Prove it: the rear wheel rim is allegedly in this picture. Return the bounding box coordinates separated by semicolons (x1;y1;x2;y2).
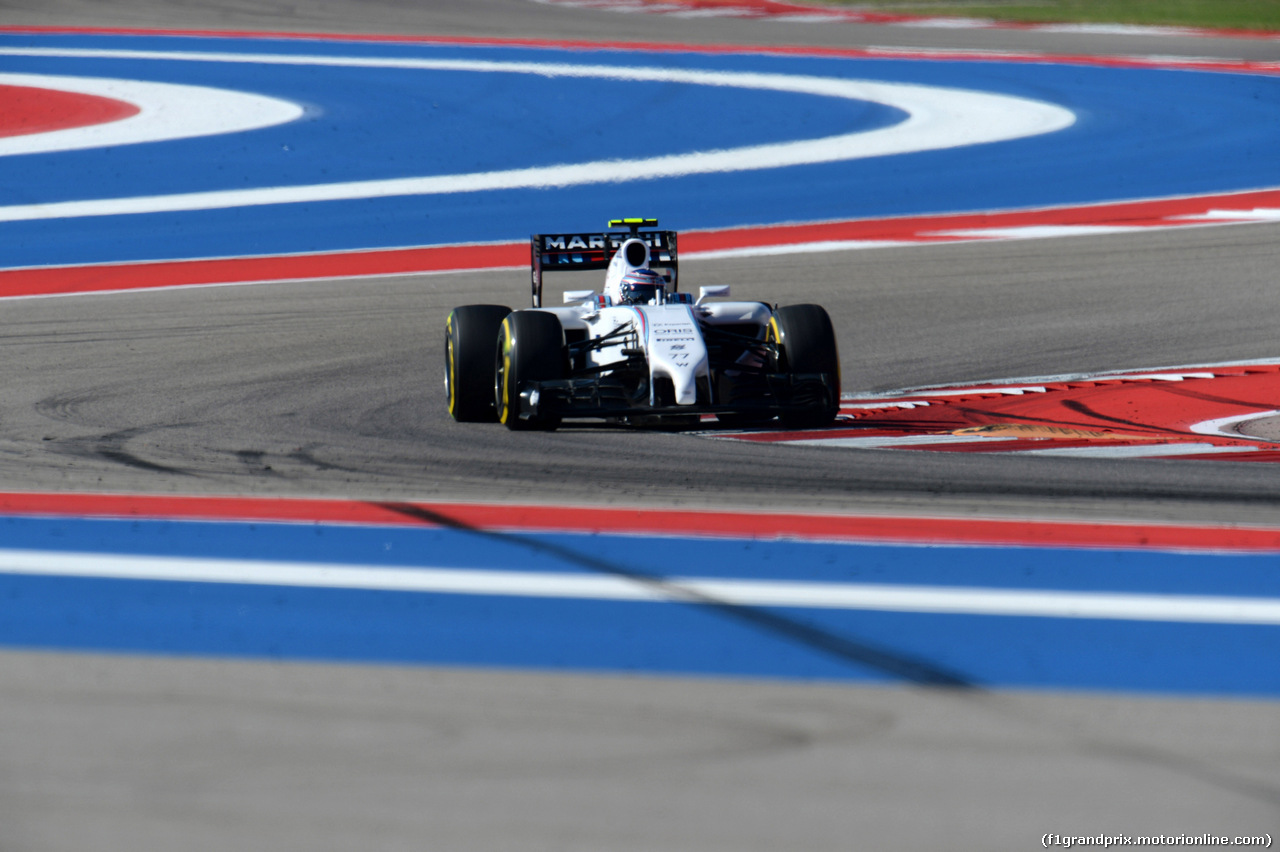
445;333;457;415
495;321;512;424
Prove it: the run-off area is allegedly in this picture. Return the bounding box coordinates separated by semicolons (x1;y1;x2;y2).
1;510;1277;698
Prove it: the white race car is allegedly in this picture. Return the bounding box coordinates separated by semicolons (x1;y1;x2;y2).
445;218;841;430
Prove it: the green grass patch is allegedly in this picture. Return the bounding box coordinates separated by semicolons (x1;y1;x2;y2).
817;1;1280;31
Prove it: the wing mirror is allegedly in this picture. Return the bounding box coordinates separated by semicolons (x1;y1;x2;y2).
563;290;596;304
697;285;730;305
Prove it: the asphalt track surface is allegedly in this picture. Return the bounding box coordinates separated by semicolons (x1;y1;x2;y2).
2;2;1280;850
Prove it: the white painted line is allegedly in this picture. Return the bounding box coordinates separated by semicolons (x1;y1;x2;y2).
1114;372;1214;381
669;8;750;17
848;386;1049;401
0;47;1075;221
1020;442;1259;458
1031;23;1199;37
897;18;996;30
786;434;1016;449
769;14;850;24
2;549;1279;624
841;400;936;409
930;225;1150;240
853;359;1280;402
687;240;921;259
1191;409;1280;439
1174;208;1280;221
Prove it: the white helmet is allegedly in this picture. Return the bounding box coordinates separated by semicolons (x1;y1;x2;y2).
604;237;651;304
616;268;666;305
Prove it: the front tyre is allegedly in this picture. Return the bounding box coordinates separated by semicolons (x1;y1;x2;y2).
770;304;841;428
445;304;512;422
495;311;565;431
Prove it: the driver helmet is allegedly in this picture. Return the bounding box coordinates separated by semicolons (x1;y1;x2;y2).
617;268;666;305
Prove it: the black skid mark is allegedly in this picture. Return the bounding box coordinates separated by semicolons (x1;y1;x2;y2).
57;426;195;476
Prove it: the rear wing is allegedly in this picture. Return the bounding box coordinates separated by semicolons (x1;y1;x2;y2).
529;217;678;307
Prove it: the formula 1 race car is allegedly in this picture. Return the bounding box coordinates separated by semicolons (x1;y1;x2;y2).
444;218;841;430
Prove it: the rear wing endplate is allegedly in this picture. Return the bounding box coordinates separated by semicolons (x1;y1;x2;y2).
530;218;678;307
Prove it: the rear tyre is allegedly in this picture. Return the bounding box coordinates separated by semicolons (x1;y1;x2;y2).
445;304;511;422
495;311;565;431
769;304;841;428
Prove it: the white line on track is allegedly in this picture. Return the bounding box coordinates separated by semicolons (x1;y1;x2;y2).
1180;208;1280;222
1191;409;1280;439
3;549;1279;625
0;47;1075;221
1018;443;1260;458
931;225;1153;240
688;239;922;259
782;434;1016;449
849;359;1280;401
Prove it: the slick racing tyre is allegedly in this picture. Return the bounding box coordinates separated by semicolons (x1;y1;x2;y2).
495;310;565;431
770;304;841;428
445;304;511;422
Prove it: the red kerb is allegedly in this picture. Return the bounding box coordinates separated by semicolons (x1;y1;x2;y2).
0;84;140;138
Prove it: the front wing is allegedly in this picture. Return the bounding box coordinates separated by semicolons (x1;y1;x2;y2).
515;371;838;421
